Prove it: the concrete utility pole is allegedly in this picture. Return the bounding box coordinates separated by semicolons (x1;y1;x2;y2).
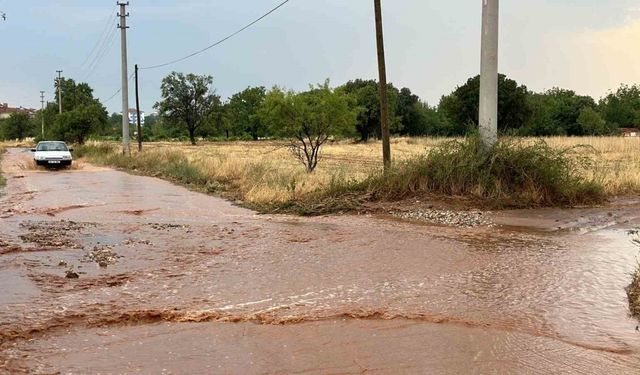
135;64;142;152
374;0;391;171
56;70;63;114
479;0;499;150
40;91;45;139
118;1;131;156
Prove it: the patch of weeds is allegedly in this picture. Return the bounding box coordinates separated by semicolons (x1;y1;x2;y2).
628;230;640;320
358;136;604;208
72;143;115;159
628;262;640;320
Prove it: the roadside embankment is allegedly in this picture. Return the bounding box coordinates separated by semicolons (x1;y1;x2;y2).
75;136;610;215
0;146;6;189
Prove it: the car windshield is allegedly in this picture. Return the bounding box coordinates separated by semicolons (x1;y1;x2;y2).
37;142;68;152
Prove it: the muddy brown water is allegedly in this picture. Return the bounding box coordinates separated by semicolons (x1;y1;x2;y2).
1;147;640;374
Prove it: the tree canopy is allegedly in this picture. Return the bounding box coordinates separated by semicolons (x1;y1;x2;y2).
154;72;220;145
0;112;34;140
259;82;357;171
226;86;267;140
51;103;107;144
438;74;531;135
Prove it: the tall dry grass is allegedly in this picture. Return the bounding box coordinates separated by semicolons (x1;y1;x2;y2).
122;138;448;204
543;137;640;195
79;136;640;208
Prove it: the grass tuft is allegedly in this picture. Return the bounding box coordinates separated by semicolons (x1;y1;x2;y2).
355;136;605;208
629;268;640;320
629;265;640;319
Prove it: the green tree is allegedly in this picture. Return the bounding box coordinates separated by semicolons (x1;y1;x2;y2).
577;107;611;135
227;86;267;140
438;74;531;135
338;79;400;141
1;112;34;140
154;72;220;145
520;88;596;136
599;84;640;129
50;103;107;144
402;102;454;136
54;78;102;112
206;102;233;139
259;82;357;172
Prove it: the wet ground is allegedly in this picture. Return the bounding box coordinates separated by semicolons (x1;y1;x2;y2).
1;147;640;374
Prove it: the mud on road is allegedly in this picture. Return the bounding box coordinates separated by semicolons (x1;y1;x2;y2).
1;147;640;374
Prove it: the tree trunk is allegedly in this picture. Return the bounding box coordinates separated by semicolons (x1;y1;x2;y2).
189;127;196;145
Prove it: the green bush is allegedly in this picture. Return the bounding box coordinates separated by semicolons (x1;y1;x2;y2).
358;136;604;207
628;263;640;319
292;136;602;211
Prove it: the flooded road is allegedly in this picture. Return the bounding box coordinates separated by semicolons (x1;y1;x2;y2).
1;147;640;374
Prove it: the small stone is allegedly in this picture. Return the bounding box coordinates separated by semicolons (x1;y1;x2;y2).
65;270;79;279
58;260;68;267
98;261;108;268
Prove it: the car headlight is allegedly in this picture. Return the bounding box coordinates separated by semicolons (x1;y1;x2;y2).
63;155;72;160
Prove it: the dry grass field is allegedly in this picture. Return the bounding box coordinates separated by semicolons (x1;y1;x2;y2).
135;137;446;204
81;136;640;206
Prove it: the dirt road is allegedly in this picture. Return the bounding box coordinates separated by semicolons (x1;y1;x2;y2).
1;147;640;374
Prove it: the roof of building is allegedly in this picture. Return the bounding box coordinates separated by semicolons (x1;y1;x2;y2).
0;103;37;115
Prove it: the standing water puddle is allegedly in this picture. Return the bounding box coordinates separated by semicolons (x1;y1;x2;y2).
1;147;639;374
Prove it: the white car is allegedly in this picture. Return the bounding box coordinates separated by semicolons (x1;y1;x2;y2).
31;141;73;167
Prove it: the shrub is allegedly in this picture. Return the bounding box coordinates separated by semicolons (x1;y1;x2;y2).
629;263;640;319
344;136;605;208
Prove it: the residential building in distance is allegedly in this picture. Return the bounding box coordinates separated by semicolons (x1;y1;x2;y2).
126;108;145;126
620;128;640;137
0;103;37;119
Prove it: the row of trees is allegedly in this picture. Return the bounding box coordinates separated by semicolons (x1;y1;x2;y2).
2;72;639;151
438;75;640;137
144;73;640;147
0;78;108;143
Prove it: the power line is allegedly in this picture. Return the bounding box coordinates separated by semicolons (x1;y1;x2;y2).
78;4;118;72
82;26;118;81
102;72;134;104
139;0;291;70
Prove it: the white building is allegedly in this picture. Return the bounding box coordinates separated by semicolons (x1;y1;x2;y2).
127;108;145;126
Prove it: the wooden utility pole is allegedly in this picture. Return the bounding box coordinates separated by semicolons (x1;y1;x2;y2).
135;64;142;152
374;0;391;170
479;0;499;150
118;1;131;156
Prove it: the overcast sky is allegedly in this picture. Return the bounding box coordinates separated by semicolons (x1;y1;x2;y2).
0;0;639;114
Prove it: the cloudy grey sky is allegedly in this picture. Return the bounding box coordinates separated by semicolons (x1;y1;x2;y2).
0;0;638;114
